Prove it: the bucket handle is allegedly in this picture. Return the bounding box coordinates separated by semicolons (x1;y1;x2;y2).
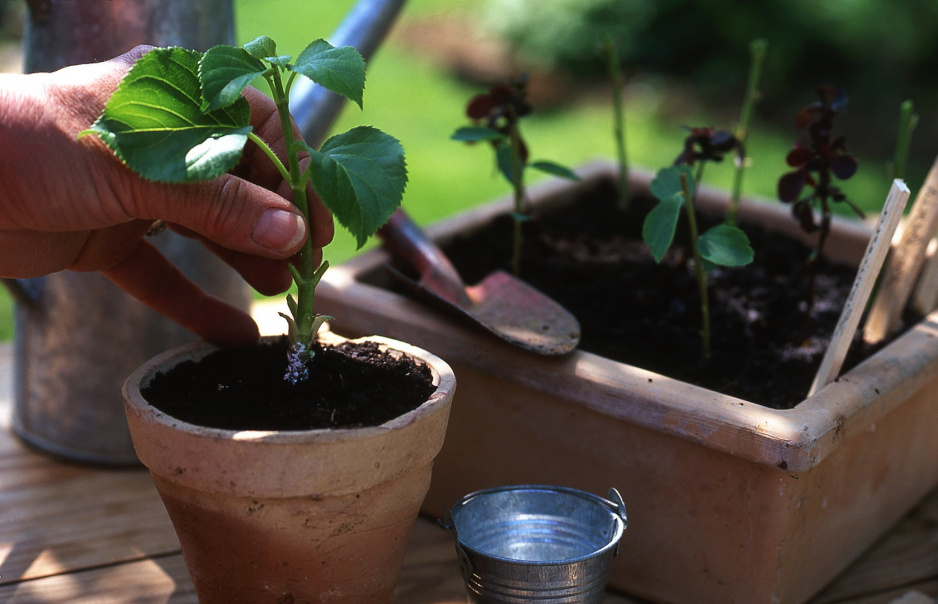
439;508;474;579
607;487;628;556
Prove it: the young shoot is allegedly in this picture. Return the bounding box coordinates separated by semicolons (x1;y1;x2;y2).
888;99;918;181
727;38;768;225
643;128;754;360
452;76;579;276
600;34;629;210
81;37;407;384
777;86;859;312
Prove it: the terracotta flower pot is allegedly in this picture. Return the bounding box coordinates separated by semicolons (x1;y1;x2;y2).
122;332;455;603
316;162;938;603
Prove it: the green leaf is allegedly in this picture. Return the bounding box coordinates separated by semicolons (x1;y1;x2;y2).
642;191;684;263
267;56;292;68
244;35;277;60
451;126;504;142
496;143;525;187
304;126;407;248
529;160;581;181
200;45;267;112
289;39;366;109
650;164;695;202
510;211;532;222
81;47;251;183
698;224;754;268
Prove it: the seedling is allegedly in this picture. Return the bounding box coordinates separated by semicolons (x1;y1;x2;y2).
452;77;579;275
727;38;768;225
643;127;754;360
81;37;407;383
777;86;860;310
888;99;918;181
600;34;629;210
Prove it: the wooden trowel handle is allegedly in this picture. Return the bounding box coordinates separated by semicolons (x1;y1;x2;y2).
377;209;471;306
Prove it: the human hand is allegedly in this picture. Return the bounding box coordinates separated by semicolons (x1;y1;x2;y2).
0;46;334;346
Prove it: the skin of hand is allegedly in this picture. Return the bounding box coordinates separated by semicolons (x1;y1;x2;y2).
0;46;334;346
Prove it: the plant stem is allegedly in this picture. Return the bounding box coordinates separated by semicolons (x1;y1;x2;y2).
728;38;767;226
269;67;320;349
890;99;918;181
507;113;526;277
248;132;290;183
681;172;710;361
602;35;629;210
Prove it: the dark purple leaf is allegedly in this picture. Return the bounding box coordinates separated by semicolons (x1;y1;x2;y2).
830;155;858;180
488;84;513;107
786;147;813;167
792;200;818;232
794;105;819;129
778;170;806;203
467;94;495;119
710;130;738;151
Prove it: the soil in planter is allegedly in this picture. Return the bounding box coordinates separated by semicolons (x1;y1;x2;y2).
428;179;916;409
142;336;436;431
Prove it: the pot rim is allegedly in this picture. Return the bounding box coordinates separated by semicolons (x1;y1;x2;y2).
122;331;456;444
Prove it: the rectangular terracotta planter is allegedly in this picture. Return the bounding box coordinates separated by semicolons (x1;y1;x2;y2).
317;162;938;604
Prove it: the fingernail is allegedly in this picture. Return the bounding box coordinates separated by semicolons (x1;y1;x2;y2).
252;209;307;253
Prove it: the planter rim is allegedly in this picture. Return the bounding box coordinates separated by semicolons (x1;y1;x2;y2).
319;161;938;472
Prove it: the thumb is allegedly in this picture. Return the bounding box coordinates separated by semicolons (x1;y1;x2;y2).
141;174;309;259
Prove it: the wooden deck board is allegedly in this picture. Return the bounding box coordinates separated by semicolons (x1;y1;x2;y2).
0;553;194;604
813;492;938;603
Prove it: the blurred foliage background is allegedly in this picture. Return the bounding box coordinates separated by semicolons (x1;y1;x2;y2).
482;0;938;165
0;0;935;341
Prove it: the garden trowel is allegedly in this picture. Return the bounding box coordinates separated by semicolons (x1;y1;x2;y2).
377;209;580;355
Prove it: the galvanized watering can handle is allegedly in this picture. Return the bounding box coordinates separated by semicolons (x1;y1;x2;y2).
290;0;407;147
1;278;38;312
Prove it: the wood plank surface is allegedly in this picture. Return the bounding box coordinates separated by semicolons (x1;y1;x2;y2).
0;553;194;604
812;491;938;603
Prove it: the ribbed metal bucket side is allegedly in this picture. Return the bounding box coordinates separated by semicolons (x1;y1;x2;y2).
446;485;627;604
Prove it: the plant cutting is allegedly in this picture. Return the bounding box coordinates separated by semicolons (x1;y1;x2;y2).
642;128;753;360
452;76;579;275
81;36;406;383
600;33;629;209
317;60;938;602
778;85;862;313
727;38;768;225
85;37;456;603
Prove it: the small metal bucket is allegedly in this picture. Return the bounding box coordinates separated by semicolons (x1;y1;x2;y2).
443;485;627;603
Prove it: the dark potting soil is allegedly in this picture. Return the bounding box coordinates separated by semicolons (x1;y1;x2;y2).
141;336;436;431
434;179;912;409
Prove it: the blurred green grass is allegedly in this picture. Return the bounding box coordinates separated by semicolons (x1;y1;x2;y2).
235;0;893;266
0;0;902;341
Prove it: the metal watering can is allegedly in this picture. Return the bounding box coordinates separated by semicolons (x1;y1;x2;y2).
4;0;405;464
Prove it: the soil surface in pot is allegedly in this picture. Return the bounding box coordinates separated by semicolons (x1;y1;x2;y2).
142;336;436;431
429;179;914;409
